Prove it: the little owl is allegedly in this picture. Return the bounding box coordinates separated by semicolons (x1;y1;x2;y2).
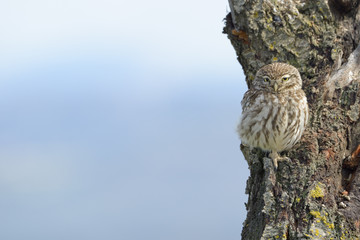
237;62;309;168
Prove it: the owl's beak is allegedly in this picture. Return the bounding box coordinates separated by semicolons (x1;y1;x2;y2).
274;82;279;92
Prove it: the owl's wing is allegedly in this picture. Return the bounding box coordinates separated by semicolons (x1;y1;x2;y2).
241;89;263;111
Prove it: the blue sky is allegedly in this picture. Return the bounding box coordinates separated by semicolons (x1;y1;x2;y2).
0;0;248;239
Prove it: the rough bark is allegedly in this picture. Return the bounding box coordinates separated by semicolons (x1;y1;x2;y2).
223;0;360;239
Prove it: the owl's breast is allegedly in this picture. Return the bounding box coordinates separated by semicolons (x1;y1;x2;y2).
238;90;308;152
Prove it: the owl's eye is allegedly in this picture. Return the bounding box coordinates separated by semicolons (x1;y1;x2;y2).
282;76;290;81
263;77;270;82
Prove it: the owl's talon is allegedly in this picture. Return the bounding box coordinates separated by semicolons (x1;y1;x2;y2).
269;151;280;169
269;152;290;169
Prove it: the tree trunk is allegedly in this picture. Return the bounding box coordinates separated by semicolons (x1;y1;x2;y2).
223;0;360;239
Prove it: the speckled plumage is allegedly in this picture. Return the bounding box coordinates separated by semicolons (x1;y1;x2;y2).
237;62;309;168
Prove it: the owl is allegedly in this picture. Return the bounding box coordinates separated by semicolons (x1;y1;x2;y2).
237;62;309;168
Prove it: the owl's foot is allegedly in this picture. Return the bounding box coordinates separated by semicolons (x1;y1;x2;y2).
269;151;289;169
269;151;280;169
269;152;289;170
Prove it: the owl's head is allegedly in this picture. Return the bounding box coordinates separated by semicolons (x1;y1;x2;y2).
253;62;302;93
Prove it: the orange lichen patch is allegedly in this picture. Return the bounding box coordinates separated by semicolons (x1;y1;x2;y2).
351;144;360;161
231;29;250;44
344;144;360;169
355;220;360;231
341;190;349;196
323;149;335;160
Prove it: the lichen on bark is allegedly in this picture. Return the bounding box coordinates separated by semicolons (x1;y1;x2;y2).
224;0;360;239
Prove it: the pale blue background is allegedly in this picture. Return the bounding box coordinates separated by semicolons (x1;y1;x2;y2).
0;0;248;239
